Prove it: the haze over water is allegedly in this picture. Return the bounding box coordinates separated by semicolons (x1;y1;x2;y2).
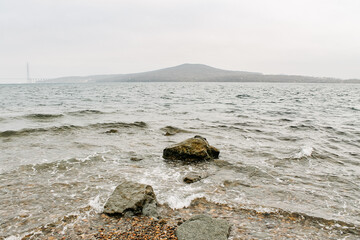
0;82;359;238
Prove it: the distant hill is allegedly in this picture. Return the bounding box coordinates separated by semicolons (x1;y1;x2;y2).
40;63;360;83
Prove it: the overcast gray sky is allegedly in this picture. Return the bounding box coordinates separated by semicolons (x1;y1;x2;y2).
1;0;360;83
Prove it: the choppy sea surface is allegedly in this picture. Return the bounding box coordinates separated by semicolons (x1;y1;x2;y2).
0;82;359;238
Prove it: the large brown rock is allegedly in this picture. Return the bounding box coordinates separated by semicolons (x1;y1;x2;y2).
163;135;219;162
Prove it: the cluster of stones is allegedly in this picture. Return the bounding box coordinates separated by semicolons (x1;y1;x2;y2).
103;181;230;240
103;136;230;239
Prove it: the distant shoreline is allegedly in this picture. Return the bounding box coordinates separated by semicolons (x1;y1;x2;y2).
36;63;360;84
2;81;360;85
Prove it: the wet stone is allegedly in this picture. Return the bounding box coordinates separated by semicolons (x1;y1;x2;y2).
103;181;158;218
183;172;207;184
176;214;231;240
142;201;159;219
163;135;220;162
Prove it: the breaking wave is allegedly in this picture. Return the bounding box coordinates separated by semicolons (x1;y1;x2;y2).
294;146;313;158
67;110;105;115
0;121;147;138
24;113;64;120
16;155;107;173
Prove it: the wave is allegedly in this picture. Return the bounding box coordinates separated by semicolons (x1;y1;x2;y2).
14;110;105;121
0;125;79;137
277;136;299;142
24;113;64;120
216;125;246;132
90;121;147;129
67;110;105;115
289;124;317;131
0;121;147;138
17;155;107;174
279;118;293;122
233;121;261;127
236;94;251;98
160;126;191;136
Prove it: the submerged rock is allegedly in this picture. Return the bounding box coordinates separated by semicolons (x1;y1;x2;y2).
161;126;190;136
223;180;251;188
212;159;232;168
183;172;208;184
130;157;143;162
176;214;230;240
163;135;219;162
103;181;158;218
105;129;118;134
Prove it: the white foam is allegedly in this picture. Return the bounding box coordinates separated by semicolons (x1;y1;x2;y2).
5;236;21;240
295;146;313;158
89;195;103;213
166;193;205;209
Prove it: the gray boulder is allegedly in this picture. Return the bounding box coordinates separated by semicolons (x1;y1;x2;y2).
163;135;220;162
176;215;230;240
103;181;158;218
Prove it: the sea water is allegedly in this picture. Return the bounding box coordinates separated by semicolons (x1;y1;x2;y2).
0;82;359;238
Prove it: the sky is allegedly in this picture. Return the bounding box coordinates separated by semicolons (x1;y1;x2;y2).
1;0;360;83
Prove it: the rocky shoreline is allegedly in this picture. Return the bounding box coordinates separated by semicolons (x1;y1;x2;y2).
8;136;360;239
19;197;359;240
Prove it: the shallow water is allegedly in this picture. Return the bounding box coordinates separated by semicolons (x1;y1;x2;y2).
0;82;359;238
